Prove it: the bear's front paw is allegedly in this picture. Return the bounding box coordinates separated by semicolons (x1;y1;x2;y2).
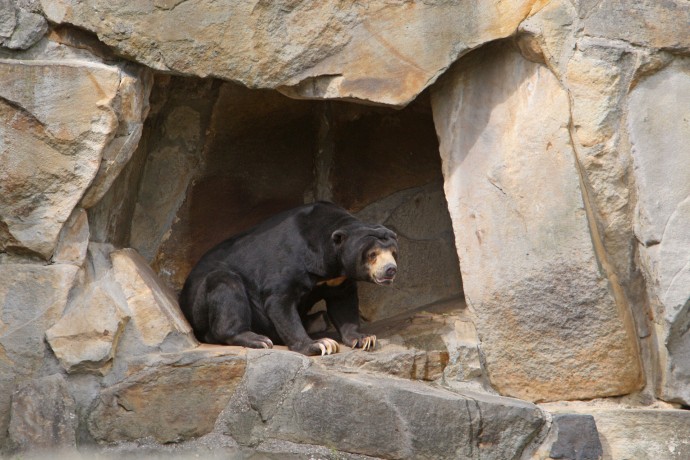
349;334;376;351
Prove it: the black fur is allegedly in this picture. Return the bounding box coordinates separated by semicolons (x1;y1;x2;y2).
179;202;398;356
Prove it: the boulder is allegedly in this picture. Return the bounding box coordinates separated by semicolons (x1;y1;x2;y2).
46;245;197;375
0;54;150;260
627;58;690;405
110;248;197;353
40;0;546;106
222;349;545;460
431;42;643;402
88;346;246;443
549;414;603;460
46;281;129;375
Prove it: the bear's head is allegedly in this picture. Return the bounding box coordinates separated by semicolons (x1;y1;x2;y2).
332;223;398;285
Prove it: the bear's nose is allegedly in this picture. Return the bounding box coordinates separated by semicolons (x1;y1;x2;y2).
385;265;397;278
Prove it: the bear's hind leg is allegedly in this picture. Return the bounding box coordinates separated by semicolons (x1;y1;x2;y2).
204;271;273;349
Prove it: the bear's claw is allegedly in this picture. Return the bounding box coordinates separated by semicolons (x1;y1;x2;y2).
351;335;376;351
316;338;340;356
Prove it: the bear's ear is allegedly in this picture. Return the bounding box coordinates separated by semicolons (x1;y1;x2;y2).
332;229;348;246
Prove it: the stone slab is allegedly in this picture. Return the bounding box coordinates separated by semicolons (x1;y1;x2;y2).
431;42;642;401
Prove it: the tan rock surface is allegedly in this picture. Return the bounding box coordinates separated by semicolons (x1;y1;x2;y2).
88;346;246;443
0;59;118;258
40;0;546;106
111;248;197;352
431;43;643;402
46;281;129;375
0;55;150;260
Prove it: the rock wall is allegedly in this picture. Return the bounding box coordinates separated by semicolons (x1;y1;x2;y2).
2;0;690;459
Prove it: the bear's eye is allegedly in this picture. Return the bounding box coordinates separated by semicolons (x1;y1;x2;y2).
367;251;377;262
392;250;398;259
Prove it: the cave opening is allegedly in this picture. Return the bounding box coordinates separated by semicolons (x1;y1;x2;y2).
91;73;465;338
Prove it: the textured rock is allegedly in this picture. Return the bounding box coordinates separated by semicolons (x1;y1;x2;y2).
0;263;78;447
581;0;690;51
0;59;118;258
88;346;246;443
80;63;153;208
47;245;197;375
547;408;690;460
46;281;129;375
627;58;690;405
41;0;545;106
549;414;603;460
0;55;149;260
431;43;642;402
52;208;89;265
110;248;197;353
223;349;544;459
320;299;483;387
0;4;48;50
8;374;77;450
0;1;17;39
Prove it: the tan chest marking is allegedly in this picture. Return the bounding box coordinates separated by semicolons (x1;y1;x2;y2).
317;276;347;287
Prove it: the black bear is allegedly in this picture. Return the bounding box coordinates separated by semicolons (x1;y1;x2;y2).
179;202;398;356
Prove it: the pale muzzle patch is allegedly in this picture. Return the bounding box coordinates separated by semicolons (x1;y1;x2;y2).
367;248;397;285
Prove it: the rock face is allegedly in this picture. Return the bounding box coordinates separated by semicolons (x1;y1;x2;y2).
2;0;690;458
46;245;197;375
0;48;151;260
88;346;245;444
0;263;78;447
431;43;643;402
0;1;47;50
8;374;77;450
222;349;545;460
40;0;546;106
627;59;690;406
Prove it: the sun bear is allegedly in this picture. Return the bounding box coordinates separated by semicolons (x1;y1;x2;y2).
179;202;398;356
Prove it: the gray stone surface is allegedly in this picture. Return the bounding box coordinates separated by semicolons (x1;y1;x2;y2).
581;0;690;51
8;374;78;450
222;349;544;460
550;414;603;460
627;58;690;405
548;408;690;460
0;263;79;447
2;9;47;50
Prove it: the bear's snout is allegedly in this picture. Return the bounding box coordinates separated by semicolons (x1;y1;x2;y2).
374;262;397;285
385;265;397;279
